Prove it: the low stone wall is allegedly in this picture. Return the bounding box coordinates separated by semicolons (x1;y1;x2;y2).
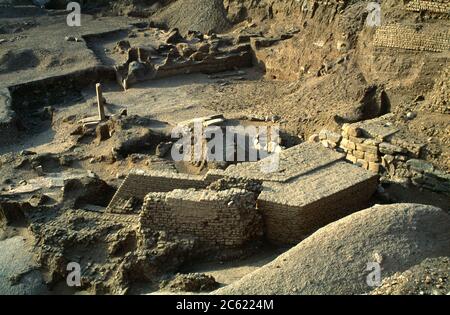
374;25;450;52
107;170;211;214
140;188;263;248
317;115;450;196
405;0;450;14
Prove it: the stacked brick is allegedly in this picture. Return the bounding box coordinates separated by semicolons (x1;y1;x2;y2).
327;116;449;195
110;143;378;246
339;124;382;173
338;119;428;175
318;129;342;149
405;0;450;14
373;25;450;52
140;188;263;248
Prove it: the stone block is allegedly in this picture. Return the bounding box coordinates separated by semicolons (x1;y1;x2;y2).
365;153;380;163
379;142;406;155
368;162;381;173
346;154;357;163
356;159;369;170
354;150;365;159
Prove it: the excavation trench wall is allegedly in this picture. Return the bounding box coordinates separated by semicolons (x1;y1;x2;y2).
8;65;116;110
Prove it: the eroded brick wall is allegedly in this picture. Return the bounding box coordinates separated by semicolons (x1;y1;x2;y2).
140;188;263;248
107;171;211;214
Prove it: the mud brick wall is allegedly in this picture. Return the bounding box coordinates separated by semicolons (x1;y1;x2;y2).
107;171;211;214
140;188;263;248
258;162;379;244
373;25;450;52
405;0;450;14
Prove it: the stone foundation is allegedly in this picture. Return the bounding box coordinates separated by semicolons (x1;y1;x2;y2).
219;142;379;244
258;162;379;243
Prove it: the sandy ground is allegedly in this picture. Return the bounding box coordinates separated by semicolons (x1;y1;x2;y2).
148;244;288;295
0;228;49;295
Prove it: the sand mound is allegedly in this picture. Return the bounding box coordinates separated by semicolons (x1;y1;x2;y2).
152;0;231;34
214;203;450;295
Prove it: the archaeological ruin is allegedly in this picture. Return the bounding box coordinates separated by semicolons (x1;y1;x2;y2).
0;0;449;297
107;142;378;244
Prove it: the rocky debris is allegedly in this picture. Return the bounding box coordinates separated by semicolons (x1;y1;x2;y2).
160;273;219;293
114;40;131;54
111;128;162;159
408;166;450;195
14;152;64;174
213;203;450;295
29;208;199;294
308;133;319;143
207;177;262;195
165;28;185;44
406;111;417;120
114;29;252;89
28;194;51;207
64;36;76;42
371;257;450;295
176;43;195;58
318;129;342;149
74;115;171;160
